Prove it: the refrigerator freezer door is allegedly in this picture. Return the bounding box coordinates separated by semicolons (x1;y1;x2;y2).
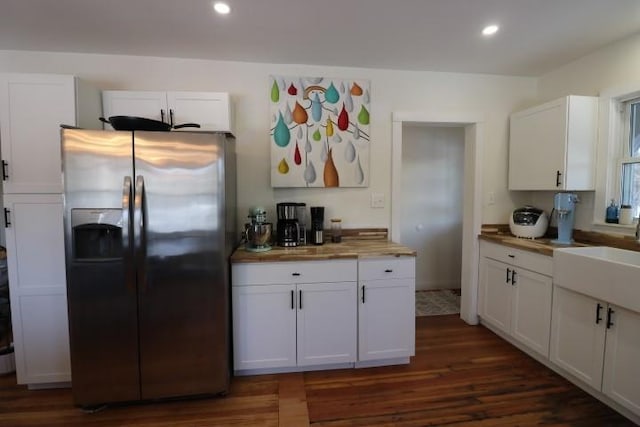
134;131;230;399
61;129;140;406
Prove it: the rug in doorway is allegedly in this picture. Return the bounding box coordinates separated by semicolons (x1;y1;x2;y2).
416;289;460;316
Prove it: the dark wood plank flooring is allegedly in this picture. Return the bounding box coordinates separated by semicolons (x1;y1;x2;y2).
0;315;635;426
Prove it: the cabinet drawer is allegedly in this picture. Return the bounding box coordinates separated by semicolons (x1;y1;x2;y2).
358;257;415;281
480;240;552;276
232;260;357;286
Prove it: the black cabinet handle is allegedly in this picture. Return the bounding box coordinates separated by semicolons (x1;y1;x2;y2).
291;290;294;310
169;109;175;127
556;170;562;187
511;270;517;285
384;269;393;273
506;268;511;284
299;290;302;309
292;272;300;276
508;254;515;258
3;208;10;228
606;307;615;329
160;109;165;123
1;160;8;180
362;285;366;303
596;303;603;324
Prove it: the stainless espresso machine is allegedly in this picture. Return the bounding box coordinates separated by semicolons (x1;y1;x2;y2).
276;203;300;247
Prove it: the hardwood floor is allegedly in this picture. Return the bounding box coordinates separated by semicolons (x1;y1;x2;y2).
0;316;634;426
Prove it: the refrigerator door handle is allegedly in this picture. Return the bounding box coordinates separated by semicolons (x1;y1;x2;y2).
123;176;134;291
134;175;148;292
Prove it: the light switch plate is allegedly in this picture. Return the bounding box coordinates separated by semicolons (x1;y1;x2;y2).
371;193;385;208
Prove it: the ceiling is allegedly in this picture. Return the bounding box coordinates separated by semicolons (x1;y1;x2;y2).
2;0;640;77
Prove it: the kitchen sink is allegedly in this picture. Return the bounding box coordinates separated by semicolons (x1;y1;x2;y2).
553;246;640;313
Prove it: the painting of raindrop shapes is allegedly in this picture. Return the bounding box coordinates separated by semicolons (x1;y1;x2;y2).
270;75;370;188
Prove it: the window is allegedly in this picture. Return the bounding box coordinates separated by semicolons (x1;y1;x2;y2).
619;97;640;218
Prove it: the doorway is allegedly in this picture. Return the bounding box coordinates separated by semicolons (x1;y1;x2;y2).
391;112;483;325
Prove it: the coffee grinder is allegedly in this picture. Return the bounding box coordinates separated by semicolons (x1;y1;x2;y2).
276;202;299;247
310;206;325;245
552;192;579;245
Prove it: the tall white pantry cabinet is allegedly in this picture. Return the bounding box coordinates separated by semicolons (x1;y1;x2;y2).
0;73;101;386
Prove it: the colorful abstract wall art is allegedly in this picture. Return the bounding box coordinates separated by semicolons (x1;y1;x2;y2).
270;76;371;188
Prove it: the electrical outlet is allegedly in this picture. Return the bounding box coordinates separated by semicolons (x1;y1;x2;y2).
371;193;385;208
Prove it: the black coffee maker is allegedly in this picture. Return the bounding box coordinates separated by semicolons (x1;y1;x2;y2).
310;206;324;245
276;202;299;247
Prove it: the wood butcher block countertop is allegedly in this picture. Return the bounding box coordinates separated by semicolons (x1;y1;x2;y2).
479;224;640;257
230;240;416;263
478;233;588;257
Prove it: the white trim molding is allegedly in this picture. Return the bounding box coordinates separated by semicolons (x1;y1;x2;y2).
391;111;484;325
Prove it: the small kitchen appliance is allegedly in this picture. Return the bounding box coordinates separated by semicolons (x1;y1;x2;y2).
295;203;307;245
310;206;325;245
244;207;272;252
276;202;299;247
552;192;579;245
509;206;549;239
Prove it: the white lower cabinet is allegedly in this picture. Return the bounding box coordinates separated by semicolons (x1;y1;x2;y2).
231;260;358;373
551;286;640;415
478;241;552;357
358;257;415;361
4;194;70;385
232;256;416;374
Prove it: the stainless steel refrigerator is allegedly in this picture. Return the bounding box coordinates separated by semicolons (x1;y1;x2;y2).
61;128;236;407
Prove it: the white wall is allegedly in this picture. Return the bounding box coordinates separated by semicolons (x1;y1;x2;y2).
0;50;537;233
400;125;464;290
531;32;640;232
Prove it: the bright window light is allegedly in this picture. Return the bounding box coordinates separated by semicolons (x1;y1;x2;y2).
213;2;230;14
482;25;499;36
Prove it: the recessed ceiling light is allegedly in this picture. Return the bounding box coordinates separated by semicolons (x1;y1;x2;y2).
482;25;499;36
213;2;230;14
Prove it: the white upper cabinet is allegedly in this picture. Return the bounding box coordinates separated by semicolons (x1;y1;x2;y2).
0;74;101;194
102;91;234;134
508;95;598;191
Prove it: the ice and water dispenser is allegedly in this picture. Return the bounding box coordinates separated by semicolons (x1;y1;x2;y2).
71;209;123;260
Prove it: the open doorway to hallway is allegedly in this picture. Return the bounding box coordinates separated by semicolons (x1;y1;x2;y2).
400;124;464;316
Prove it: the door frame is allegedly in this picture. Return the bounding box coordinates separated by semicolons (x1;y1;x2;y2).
391;112;483;325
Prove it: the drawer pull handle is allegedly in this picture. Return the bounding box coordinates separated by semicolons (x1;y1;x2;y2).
384;269;393;273
508;254;515;258
292;272;301;276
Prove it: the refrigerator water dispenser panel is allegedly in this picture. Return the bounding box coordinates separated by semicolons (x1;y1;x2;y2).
71;208;123;260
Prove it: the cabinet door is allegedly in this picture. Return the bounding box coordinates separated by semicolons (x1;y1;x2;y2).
4;194;69;384
0;74;76;193
101;91;168;126
550;287;606;389
358;278;415;361
167;92;233;133
479;257;512;334
508;98;567;190
511;268;552;357
296;282;357;366
602;305;640;414
232;284;296;371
